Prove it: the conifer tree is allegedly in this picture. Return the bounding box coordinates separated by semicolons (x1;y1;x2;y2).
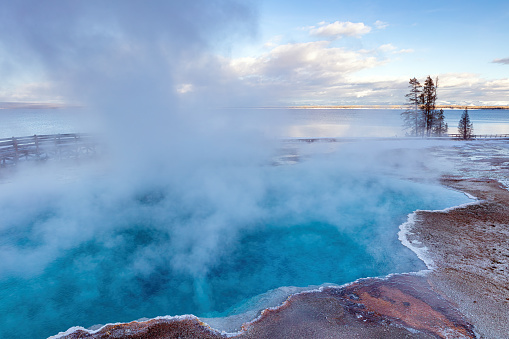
401;75;446;138
458;108;474;139
433;109;448;137
420;76;437;137
401;77;423;136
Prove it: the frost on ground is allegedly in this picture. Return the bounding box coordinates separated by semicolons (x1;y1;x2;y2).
428;140;509;188
406;140;509;339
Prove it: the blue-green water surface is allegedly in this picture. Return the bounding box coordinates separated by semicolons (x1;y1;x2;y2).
0;162;470;338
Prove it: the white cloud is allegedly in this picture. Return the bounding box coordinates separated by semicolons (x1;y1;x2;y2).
224;40;505;106
230;41;382;84
263;35;283;49
394;48;414;54
375;44;413;55
438;73;509;105
309;21;371;39
227;52;509;105
225;41;403;105
378;44;397;52
439;73;483;88
176;83;194;94
374;20;389;29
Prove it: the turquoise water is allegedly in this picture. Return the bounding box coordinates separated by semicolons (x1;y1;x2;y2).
0;159;470;339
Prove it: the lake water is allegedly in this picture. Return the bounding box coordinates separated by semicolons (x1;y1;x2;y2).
279;108;509;138
0;107;498;338
2;107;509;138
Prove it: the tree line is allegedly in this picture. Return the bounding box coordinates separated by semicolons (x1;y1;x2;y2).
401;76;473;139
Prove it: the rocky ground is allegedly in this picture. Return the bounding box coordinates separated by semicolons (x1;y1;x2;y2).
410;177;509;338
52;274;477;339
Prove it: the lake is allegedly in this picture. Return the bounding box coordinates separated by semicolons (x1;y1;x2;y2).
2;107;508;139
277;108;509;138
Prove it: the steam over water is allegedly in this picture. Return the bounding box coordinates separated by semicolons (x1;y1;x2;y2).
0;142;471;338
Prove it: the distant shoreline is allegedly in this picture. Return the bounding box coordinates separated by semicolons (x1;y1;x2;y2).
0;102;69;109
286;105;509;110
3;102;508;111
3;101;509;112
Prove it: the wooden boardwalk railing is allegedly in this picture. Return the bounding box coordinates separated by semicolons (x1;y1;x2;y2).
286;134;509;143
2;132;507;167
0;133;99;167
448;134;509;139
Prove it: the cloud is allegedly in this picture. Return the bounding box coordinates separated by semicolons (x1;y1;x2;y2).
309;21;371;39
492;57;509;65
378;44;397;52
263;35;283;49
176;83;194;94
374;20;389;29
227;54;509;105
1;2;506;109
374;44;413;55
340;73;509;107
420;73;509;106
394;48;414;54
226;40;391;105
231;41;381;83
0;82;62;103
224;40;431;105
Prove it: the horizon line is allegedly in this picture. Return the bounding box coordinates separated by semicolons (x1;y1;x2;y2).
2;101;509;111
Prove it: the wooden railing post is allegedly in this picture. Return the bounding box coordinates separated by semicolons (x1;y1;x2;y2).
12;137;18;163
74;134;78;158
34;134;40;159
56;134;60;159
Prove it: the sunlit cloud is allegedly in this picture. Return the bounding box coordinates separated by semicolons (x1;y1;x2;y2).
433;73;509;106
223;40;410;104
230;41;382;82
227;52;509;105
309;21;371;39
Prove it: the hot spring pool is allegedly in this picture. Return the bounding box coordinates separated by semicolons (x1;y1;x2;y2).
0;161;471;338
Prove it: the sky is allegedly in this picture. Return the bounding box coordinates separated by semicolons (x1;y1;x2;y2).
0;0;508;106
